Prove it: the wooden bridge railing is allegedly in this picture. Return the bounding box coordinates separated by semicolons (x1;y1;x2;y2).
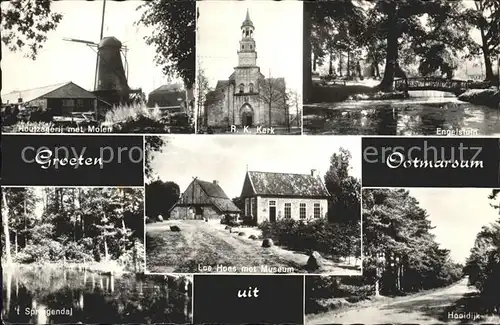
394;77;491;93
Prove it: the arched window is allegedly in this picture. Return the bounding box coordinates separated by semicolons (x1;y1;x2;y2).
249;83;254;93
250;44;253;50
245;30;249;37
239;84;244;94
241;44;244;50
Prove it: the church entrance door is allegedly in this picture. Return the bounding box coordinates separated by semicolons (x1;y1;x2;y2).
242;112;253;127
240;103;254;127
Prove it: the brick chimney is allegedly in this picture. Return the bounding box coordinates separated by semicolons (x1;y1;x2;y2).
213;180;219;185
311;169;318;177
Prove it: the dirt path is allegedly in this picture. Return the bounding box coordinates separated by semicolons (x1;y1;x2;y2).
306;278;498;324
146;220;360;275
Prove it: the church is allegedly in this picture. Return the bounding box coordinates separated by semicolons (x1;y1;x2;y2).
203;10;288;128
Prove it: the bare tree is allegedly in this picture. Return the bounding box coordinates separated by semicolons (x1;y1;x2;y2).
258;70;287;128
195;62;211;129
2;191;12;264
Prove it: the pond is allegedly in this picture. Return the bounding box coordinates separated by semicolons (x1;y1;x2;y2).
304;91;500;136
2;266;192;324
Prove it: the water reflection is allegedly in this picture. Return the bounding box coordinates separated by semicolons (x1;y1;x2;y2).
2;266;192;324
304;92;500;135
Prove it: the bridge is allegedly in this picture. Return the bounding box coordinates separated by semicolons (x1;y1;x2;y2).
394;77;491;95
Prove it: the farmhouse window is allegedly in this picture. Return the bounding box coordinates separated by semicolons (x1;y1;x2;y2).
314;203;320;218
284;203;291;218
300;203;306;219
245;198;250;215
269;200;276;207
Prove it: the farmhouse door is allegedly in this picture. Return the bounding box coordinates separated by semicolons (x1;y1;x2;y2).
269;206;276;222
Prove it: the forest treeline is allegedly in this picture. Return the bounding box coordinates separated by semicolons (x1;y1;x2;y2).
1;187;144;272
304;0;499;100
307;188;463;314
464;189;500;314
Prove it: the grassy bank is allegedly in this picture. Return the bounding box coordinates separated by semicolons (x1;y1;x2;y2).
309;84;377;103
308;84;407;104
458;87;499;109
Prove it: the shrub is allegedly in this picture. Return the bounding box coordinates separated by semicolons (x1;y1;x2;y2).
242;215;255;226
119;240;145;272
64;241;93;262
258;219;359;258
16;239;65;263
105;103;161;124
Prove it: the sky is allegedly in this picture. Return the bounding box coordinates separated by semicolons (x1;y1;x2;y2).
150;135;361;198
197;0;303;97
1;1;181;97
408;188;499;264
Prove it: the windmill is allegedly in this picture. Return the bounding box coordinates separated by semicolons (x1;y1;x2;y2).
62;0;141;108
62;37;130;90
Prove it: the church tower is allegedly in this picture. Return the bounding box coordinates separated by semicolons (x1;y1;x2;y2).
237;9;257;67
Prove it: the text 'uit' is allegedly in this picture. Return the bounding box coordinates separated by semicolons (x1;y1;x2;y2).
237;286;259;298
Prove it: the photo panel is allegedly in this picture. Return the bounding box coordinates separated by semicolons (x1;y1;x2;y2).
1;186;193;324
304;187;500;325
193;274;304;324
361;137;500;188
144;135;361;275
1;0;196;134
303;1;500;136
195;0;303;135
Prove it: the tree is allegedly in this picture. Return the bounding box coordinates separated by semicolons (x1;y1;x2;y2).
232;197;244;211
464;0;500;82
363;188;460;295
145;136;166;180
2;191;12;264
286;89;301;127
137;0;196;97
303;3;313;103
258;71;287;128
304;0;366;102
323;148;361;225
145;180;181;219
1;0;63;60
196;65;211;129
373;0;472;90
324;147;352;196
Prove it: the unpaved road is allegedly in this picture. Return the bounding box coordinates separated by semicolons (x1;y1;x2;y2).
306;278;498;324
146;220;361;275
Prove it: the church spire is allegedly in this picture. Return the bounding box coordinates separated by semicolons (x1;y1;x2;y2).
237;8;257;66
241;8;254;29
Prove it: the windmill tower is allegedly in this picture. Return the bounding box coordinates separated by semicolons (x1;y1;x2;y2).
63;0;141;108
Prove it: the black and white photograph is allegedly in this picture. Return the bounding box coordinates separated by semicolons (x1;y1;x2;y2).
305;188;500;324
1;187;192;324
144;135;361;275
195;0;303;135
1;0;195;134
303;1;500;136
